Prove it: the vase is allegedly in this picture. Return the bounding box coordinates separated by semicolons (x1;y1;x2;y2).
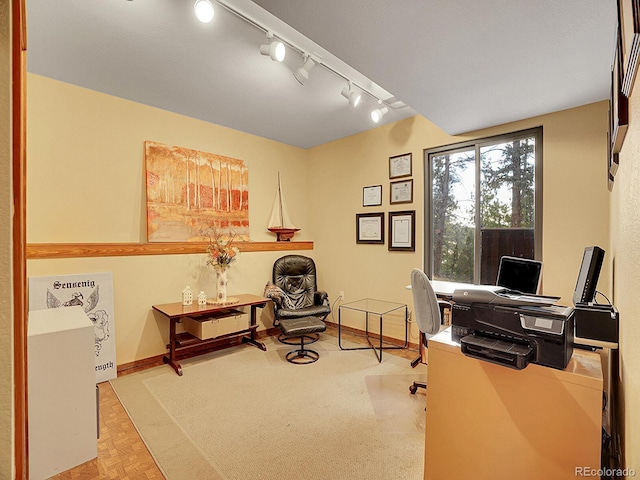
216;269;228;303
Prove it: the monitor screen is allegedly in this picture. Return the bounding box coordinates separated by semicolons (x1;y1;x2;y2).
496;256;542;294
573;246;605;305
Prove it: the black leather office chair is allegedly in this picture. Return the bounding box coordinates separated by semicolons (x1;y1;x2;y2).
265;255;331;346
409;268;450;394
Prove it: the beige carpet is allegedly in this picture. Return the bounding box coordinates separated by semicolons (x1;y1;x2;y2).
110;336;427;480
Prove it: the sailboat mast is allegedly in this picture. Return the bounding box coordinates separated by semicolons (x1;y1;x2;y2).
277;172;284;227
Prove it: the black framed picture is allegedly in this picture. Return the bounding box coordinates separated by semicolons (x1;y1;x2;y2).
611;26;629;156
389;153;412;179
390;179;413;204
356;212;384;244
620;0;640;96
388;210;415;251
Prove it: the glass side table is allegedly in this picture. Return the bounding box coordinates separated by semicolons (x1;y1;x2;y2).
338;298;408;362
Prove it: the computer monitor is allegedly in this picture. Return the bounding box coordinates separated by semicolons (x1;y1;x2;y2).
496;256;543;294
572;246;605;305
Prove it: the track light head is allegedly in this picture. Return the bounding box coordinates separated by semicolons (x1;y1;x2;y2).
194;0;214;23
260;34;286;62
370;103;389;123
294;56;316;85
341;83;362;107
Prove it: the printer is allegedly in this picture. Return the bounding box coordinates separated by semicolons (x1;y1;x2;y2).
451;288;574;370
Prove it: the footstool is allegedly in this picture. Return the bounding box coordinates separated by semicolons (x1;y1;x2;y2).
278;316;327;364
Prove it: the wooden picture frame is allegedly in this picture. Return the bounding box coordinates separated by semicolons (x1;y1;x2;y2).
619;0;640;96
389;153;412;179
390;179;413;204
388;210;415;252
362;185;383;207
356;212;384;244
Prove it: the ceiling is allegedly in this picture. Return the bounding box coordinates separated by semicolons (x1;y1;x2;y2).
26;0;617;149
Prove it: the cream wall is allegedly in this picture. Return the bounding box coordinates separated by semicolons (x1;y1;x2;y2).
26;74;313;364
307;102;611;345
611;88;640;470
25;72;634;469
26;74;311;244
1;1;14;477
26;75;612;362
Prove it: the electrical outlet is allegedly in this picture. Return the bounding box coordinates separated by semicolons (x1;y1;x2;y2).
339;291;344;300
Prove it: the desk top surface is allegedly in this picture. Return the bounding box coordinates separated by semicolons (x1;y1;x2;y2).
429;327;603;389
153;293;269;318
431;280;505;297
405;279;505;297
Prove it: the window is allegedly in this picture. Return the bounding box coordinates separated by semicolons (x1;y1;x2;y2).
424;127;542;284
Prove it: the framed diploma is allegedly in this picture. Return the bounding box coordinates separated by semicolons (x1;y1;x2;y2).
356;212;384;244
388;210;415;251
389;153;412;179
390;179;413;204
362;185;383;206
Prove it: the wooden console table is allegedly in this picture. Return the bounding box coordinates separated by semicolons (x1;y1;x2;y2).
152;293;270;375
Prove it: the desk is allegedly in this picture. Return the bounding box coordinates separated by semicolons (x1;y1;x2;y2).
338;298;408;362
153;293;269;375
424;328;603;480
430;279;504;298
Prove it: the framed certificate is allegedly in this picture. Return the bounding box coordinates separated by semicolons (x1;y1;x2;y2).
390;179;413;204
388;210;415;251
389;153;412;179
356;212;384;244
362;185;383;206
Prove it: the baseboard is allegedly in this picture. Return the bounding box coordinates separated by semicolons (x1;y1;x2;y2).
114;324;417;377
116;328;279;376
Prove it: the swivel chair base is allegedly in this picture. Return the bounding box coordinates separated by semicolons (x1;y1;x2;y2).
278;316;327;365
409;381;426;394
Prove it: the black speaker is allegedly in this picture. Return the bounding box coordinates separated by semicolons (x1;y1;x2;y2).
574;304;619;343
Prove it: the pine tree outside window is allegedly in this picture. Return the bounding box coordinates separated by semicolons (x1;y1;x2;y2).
424;127;542;285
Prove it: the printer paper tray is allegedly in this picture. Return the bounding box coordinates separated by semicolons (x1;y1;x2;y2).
460;334;534;370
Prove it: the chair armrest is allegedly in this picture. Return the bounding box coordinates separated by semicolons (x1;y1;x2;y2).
315;290;329;306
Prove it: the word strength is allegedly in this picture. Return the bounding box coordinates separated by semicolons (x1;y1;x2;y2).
96;361;114;372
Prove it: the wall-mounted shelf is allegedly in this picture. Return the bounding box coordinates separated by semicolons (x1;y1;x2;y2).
26;241;313;259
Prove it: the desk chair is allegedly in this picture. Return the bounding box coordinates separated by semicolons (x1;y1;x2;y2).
409;269;450;394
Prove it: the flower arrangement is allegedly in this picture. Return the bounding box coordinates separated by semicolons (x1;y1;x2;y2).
205;227;240;272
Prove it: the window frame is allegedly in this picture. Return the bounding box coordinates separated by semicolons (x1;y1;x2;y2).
423;127;543;284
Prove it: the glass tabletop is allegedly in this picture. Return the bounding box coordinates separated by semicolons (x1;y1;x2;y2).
339;298;407;315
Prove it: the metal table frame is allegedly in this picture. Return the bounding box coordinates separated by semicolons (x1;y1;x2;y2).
338;298;408;362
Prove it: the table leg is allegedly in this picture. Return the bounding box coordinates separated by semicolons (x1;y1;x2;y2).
379;315;383;362
241;304;266;351
164;318;183;376
338;306;344;349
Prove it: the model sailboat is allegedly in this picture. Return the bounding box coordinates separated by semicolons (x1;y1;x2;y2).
268;173;300;241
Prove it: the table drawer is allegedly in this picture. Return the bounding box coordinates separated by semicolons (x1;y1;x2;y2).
183;310;248;340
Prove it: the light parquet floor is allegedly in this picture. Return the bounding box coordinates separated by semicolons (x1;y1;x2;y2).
50;380;165;480
51;324;421;480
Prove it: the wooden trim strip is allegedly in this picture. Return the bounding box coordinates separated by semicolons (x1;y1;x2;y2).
13;0;28;476
26;241;313;259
